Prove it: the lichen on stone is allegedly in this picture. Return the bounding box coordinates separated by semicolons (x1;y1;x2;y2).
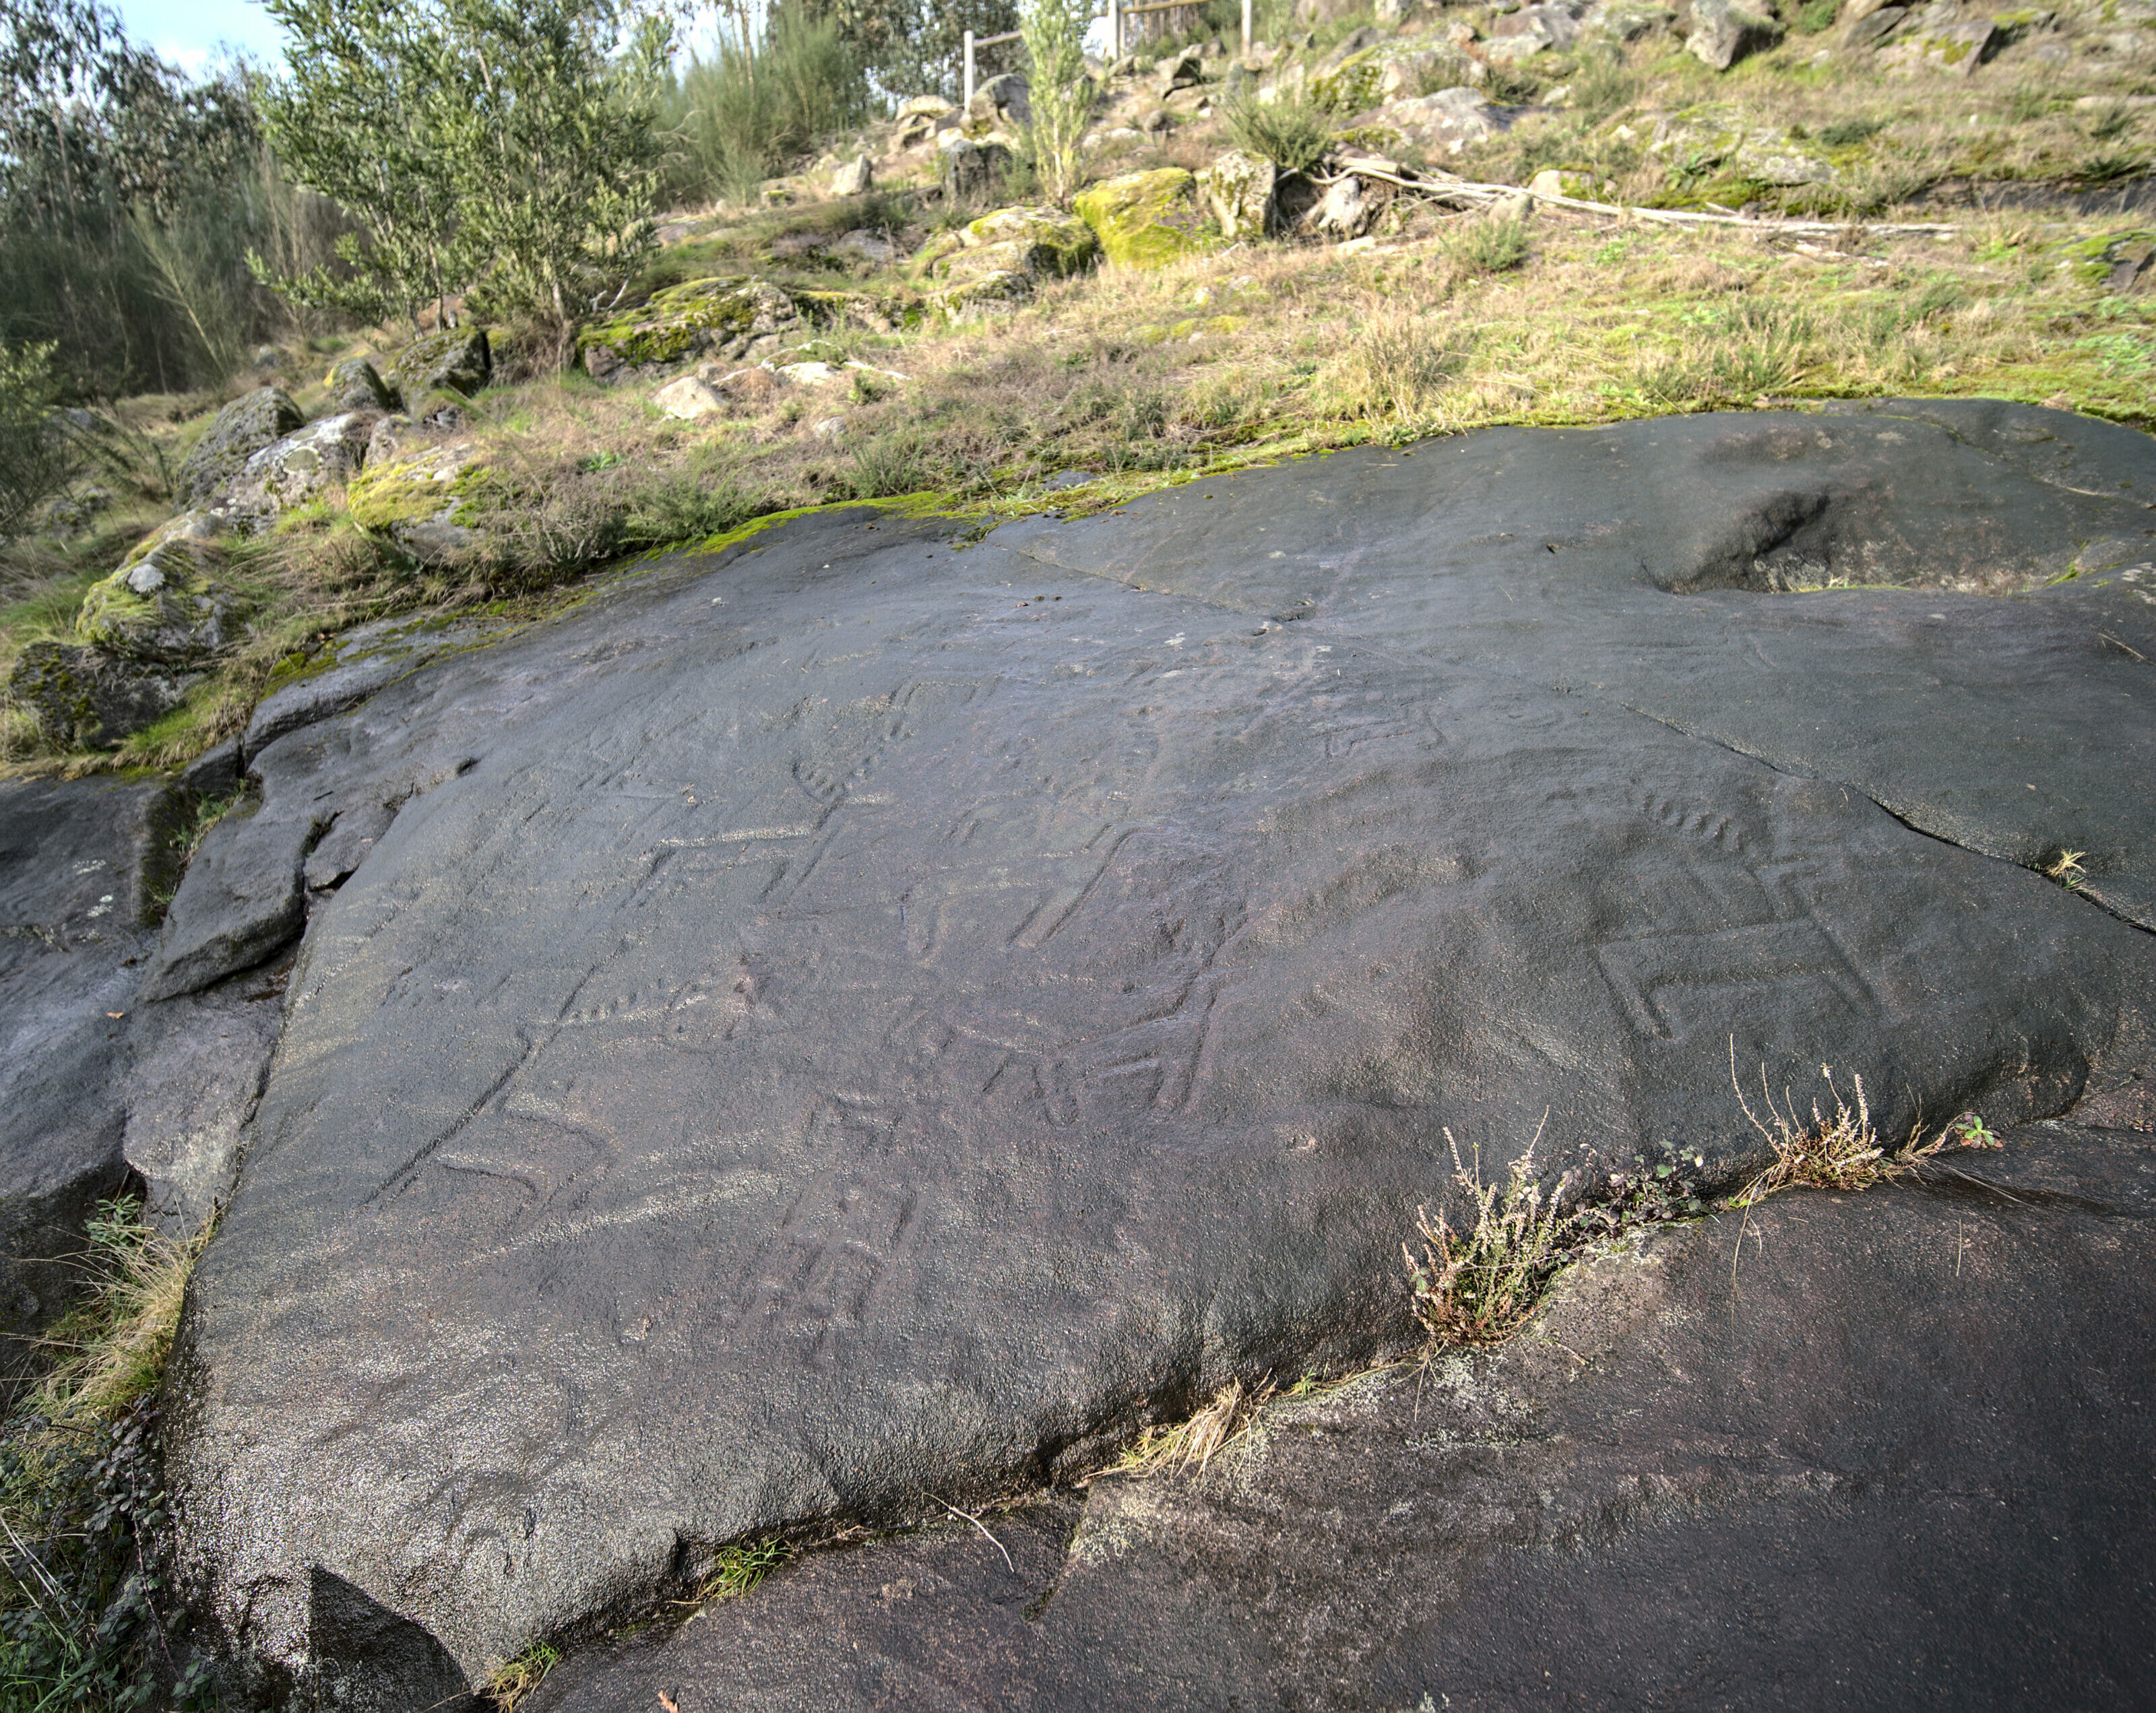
1075;170;1213;269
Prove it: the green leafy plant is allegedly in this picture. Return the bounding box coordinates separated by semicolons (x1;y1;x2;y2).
695;1536;790;1603
1442;215;1531;276
257;0;672;347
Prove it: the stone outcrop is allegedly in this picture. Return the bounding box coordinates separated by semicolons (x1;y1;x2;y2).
344;439;488;567
1199;149;1278;240
913;203;1102;313
1685;0;1784;66
222;412;377;531
77;518;234;664
144;402;2155;1704
6;641;198;749
578;278;803;377
383;327;493;405
1075;168;1210;267
175;387;305;507
325;357;399;414
526;1121;2156;1710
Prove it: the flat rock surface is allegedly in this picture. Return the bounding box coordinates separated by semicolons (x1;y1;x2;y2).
530;1121;2156;1712
0;779;172;1377
160;403;2156;1699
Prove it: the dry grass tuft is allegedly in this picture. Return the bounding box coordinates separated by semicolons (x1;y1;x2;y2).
1108;1377;1273;1479
25;1199;208;1431
487;1642;562;1712
1722;1039;1958;1207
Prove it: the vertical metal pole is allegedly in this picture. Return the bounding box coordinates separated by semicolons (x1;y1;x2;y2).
1241;0;1252;55
963;29;976;110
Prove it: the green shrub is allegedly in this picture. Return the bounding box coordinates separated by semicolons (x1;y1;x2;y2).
1219;96;1333;176
0;343;77;540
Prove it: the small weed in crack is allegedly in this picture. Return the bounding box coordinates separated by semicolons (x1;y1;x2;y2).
1403;1120;1575;1348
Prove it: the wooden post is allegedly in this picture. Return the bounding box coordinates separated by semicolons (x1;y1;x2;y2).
1241;0;1252;56
1108;0;1120;60
963;28;976;110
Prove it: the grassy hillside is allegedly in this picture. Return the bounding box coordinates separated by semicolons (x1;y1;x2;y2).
3;0;2150;781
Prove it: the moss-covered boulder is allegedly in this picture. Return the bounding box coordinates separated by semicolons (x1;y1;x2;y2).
175;386;304;506
326;356;399;413
1199;150;1277;241
77;517;235;664
789;288;930;335
7;640;198;750
926;268;1037;317
1075;170;1211;269
961;206;1100;277
578;278;802;379
383;327;492;403
1651;105;1831;189
1309;39;1480;111
347;439;488;565
1878;15;2000;75
224;412;377;531
1529;167;1617;201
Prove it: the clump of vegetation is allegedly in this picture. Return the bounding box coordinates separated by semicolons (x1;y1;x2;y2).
257;0;672;351
0;1198;217;1710
1220;95;1333;176
1442;215;1531;277
487;1640;563;1711
660;5;871;210
1403;1123;1576;1347
1019;0;1096;207
0;342;77;539
1108;1377;1270;1479
694;1536;791;1603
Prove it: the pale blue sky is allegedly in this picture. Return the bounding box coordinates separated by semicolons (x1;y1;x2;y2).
113;0;285;75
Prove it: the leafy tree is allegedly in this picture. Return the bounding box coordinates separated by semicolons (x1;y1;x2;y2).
254;0;672;350
0;338;77;536
251;0;471;333
817;0;1017;102
1;0;274;391
445;0;672;342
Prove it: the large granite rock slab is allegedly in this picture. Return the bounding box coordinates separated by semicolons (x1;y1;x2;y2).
528;1119;2156;1711
0;779;181;1384
160;403;2156;1703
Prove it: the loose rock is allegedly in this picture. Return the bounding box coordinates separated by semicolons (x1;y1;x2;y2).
383;326;493;403
174;386;305;507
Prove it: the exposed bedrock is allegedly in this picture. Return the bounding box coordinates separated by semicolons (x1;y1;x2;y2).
528;1122;2156;1712
154;403;2154;1702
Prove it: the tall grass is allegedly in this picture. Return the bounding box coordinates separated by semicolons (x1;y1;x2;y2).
0;1200;216;1710
661;8;872;208
1;61;345;401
